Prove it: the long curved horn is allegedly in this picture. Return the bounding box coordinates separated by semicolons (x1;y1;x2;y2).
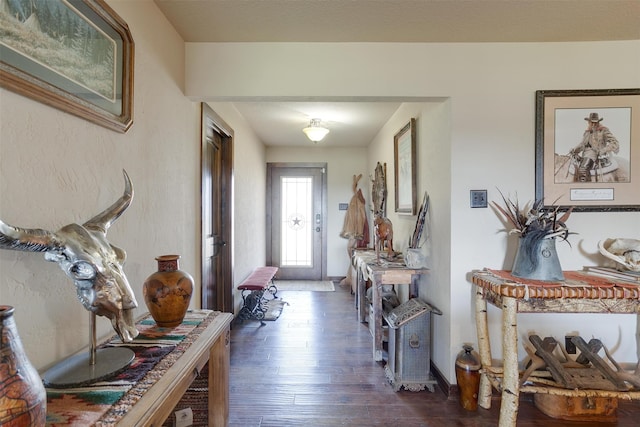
84;170;134;233
0;221;63;252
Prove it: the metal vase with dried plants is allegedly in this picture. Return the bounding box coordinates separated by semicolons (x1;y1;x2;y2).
493;191;574;281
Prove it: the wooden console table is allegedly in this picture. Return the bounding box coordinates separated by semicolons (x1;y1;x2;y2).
352;250;428;361
471;269;640;427
45;310;233;426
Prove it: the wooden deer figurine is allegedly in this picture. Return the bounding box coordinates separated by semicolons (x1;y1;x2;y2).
374;214;394;261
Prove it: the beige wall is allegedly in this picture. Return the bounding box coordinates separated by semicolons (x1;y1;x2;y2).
187;40;640;382
0;0;202;370
1;0;639;386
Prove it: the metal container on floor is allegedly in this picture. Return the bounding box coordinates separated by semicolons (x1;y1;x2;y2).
383;298;442;392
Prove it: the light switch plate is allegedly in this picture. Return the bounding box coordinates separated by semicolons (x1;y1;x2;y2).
174;407;193;427
470;190;488;208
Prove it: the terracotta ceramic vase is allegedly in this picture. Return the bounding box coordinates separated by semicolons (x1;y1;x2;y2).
455;344;481;411
0;305;47;426
143;255;194;327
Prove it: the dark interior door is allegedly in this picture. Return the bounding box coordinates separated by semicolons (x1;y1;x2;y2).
201;103;233;312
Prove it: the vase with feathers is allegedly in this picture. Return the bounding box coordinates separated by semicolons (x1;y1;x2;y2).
493;191;574;281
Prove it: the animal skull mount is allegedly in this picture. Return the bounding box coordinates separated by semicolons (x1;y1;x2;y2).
598;238;640;272
0;170;139;342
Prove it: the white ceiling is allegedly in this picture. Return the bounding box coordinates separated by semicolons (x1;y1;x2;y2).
154;0;640;147
154;0;640;44
227;101;404;147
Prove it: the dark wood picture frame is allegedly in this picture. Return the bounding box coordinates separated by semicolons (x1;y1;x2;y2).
535;88;640;212
394;118;417;214
0;0;134;133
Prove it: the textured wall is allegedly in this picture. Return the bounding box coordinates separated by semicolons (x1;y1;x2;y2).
0;0;200;370
186;40;640;382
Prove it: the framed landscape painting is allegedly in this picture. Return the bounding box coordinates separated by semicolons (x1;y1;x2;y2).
0;0;134;132
535;88;640;211
394;118;417;214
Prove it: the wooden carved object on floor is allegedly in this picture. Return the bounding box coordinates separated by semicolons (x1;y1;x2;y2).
527;335;579;389
520;337;568;386
575;337;605;365
522;335;640;391
571;336;640;389
521;336;580;386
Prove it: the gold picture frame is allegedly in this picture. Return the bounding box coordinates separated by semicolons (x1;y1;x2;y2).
394;118;417;214
0;0;134;133
535;88;640;212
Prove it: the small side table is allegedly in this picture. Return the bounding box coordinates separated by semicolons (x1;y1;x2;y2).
352;250;428;361
471;269;640;427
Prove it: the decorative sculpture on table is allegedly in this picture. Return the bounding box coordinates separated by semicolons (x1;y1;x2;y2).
374;215;394;261
371;162;387;217
599;238;640;272
0;170;139;386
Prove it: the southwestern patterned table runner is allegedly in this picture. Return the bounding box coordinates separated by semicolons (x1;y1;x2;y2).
46;310;218;426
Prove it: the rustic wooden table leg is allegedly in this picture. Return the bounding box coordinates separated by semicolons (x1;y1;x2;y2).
500;296;519;427
474;285;493;409
209;326;230;427
372;277;383;361
357;265;367;323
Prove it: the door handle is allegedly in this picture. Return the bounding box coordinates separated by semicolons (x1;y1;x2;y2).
212;239;226;257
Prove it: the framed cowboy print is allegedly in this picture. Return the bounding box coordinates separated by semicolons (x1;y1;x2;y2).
535;88;640;212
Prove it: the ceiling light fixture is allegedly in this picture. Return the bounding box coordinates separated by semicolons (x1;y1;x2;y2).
302;118;330;143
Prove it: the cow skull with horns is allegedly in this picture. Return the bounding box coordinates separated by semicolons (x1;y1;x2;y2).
0;170;139;342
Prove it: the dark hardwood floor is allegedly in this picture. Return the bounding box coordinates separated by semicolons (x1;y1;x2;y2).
228;282;639;426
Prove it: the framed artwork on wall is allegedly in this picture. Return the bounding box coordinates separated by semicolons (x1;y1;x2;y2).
535;88;640;212
394;118;417;214
0;0;134;133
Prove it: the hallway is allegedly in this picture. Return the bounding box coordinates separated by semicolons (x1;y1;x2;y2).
228;283;638;426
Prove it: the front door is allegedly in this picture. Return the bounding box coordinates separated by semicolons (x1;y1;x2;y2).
267;163;327;280
201;103;233;312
